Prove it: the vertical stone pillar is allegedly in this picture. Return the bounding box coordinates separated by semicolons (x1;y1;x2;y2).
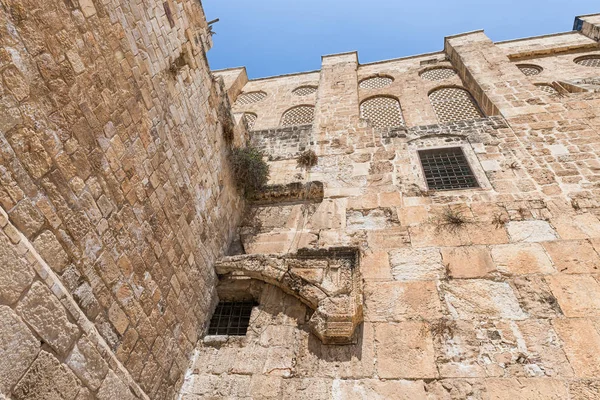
575;14;600;41
314;52;360;142
444;31;542;118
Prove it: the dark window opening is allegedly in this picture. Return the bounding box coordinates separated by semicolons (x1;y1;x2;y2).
207;301;255;336
419;147;479;191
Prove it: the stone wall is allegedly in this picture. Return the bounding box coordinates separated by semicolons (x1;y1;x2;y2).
181;16;600;399
0;0;243;398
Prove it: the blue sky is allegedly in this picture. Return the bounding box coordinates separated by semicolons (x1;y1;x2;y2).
202;0;598;79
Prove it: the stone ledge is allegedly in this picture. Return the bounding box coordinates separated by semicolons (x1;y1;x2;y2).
249;181;324;205
214;247;363;344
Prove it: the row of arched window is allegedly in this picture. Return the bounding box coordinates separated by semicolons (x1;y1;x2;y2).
242;86;483;130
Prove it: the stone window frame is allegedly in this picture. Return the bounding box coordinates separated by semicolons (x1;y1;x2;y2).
358;74;395;90
418;66;458;81
409;141;492;194
573;55;600;68
235;91;268;106
280;104;316;127
534;83;559;95
427;85;485;124
359;95;405;129
516;63;543;76
243;112;258;130
292;85;318;96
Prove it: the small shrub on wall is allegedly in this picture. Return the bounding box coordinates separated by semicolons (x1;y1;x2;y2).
230;146;270;197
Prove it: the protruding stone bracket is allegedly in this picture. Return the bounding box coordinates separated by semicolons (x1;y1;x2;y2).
214;247;363;344
248;181;324;205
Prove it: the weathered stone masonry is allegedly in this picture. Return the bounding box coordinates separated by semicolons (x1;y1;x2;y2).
0;0;244;399
179;13;600;400
3;1;600;399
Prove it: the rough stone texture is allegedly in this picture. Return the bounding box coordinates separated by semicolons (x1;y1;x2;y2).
4;1;600;398
0;306;40;394
16;282;80;356
12;351;83;400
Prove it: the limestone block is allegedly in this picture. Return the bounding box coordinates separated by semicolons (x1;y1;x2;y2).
543;240;600;274
281;378;332;400
491;243;555;275
375;322;436;379
506;221;558;243
33;230;69;273
12;351;82;400
364;281;442;321
346;208;398;230
547;275;600;317
0;230;35;304
513;276;563;318
569;380;600;399
9;199;45;238
263;346;295;377
65;336;109;390
441;246;495;278
484;378;568;399
516;320;574;377
6;128;51;180
16;282;80;356
360;251;392;281
0;306;40;393
249;375;282;399
389;247;445;281
442;280;527;320
96;370;137;400
366;227;410;250
553;319;600;378
78;0;97;17
332;379;427;399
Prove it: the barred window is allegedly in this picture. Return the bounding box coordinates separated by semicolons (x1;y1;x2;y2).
359;76;394;89
419;147;479;190
244;113;257;130
428;87;483;123
207;302;255;336
420;67;457;81
574;55;600;68
535;84;558;95
517;64;543;76
360;96;404;128
293;86;318;96
281;105;315;127
235;91;267;106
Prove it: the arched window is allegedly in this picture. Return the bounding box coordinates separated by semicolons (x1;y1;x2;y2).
235;91;267;106
292;86;318;96
243;113;257;130
516;64;543;76
360;96;404;128
281;105;315;127
359;76;394;89
420;67;457;81
429;87;483;123
574;55;600;68
535;84;558;95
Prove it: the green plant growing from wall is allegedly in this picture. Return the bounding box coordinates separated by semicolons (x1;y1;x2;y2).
230;146;270;198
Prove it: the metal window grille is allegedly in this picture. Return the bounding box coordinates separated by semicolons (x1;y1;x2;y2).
359;76;393;89
293;86;318;96
517;64;543;76
235;91;267;106
244;113;257;130
360;96;404;128
575;56;600;68
207;301;255;336
419;147;479;190
536;84;558;95
429;87;483;123
281;105;315;127
420;68;457;81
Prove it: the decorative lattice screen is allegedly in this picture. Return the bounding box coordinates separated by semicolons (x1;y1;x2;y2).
281;105;315;127
360;97;404;128
536;84;558;95
429;87;483;123
293;86;318;96
575;56;600;68
420;68;457;81
244;113;257;130
235;91;267;105
517;64;543;76
359;76;393;89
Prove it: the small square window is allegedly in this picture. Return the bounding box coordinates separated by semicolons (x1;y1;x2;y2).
207;301;255;336
418;147;479;190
